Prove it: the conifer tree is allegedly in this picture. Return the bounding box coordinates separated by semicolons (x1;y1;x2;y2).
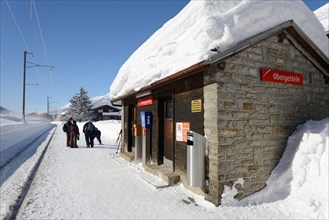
67;87;92;121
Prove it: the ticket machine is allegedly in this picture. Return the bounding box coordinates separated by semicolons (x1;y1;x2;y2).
140;111;152;166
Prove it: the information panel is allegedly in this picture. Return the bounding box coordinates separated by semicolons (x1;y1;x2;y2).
191;99;202;113
176;122;190;142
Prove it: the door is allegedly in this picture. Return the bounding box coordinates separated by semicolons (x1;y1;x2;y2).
127;105;136;152
163;98;174;169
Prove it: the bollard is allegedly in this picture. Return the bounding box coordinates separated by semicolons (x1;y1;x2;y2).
187;131;205;187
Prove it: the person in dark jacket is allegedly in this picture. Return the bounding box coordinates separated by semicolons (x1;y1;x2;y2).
94;127;102;145
63;117;74;147
83;119;95;148
69;120;80;148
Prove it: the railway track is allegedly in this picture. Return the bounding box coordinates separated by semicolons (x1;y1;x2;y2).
0;125;55;170
2;126;57;220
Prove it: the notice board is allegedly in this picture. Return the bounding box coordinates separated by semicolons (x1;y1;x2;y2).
191;99;202;113
176;122;190;142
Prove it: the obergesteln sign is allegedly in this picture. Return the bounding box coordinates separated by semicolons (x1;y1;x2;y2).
138;95;153;107
261;68;303;86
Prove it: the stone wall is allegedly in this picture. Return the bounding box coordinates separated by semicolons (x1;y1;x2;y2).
203;83;221;205
203;33;329;205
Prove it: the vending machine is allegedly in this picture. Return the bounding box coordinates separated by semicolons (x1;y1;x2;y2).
140;111;152;166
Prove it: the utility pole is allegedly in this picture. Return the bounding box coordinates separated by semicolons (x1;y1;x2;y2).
22;51;32;123
47;96;52;118
22;50;54;123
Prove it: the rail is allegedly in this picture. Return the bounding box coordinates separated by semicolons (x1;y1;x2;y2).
3;126;57;220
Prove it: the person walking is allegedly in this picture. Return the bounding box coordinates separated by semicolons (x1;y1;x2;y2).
69;120;80;148
94;127;102;145
63;117;74;147
83;119;95;148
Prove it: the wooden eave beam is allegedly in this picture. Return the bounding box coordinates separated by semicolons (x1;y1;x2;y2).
111;60;209;102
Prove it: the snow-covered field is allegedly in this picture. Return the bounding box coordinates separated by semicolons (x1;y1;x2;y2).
0;115;328;219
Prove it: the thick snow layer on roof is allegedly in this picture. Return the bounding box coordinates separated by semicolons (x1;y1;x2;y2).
110;0;329;100
314;3;329;33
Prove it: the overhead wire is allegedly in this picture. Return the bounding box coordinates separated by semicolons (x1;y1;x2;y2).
5;0;37;67
5;0;31;51
5;0;53;112
32;0;50;67
26;0;45;89
6;0;43;98
0;57;22;80
31;0;56;107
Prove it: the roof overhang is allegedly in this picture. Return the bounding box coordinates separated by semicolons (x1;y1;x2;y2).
111;60;209;102
112;20;329;102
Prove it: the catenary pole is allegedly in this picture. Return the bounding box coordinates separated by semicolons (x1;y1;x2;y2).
22;51;29;123
22;50;54;123
47;96;52;118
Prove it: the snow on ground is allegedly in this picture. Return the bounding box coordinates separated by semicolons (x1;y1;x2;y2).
109;0;329;100
0;126;56;219
235;118;329;219
0;113;54;168
1;118;328;219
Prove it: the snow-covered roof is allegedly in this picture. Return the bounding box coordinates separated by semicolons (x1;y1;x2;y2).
110;0;329;100
102;112;121;116
59;93;121;114
91;102;121;110
314;3;329;34
91;94;121;110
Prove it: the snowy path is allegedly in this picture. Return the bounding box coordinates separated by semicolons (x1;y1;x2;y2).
2;120;326;219
15;123;212;219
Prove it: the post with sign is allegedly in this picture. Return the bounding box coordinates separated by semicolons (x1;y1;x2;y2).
140;111;152;167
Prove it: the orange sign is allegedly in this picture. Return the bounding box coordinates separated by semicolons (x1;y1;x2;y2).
176;122;190;142
138;95;153;107
133;124;142;136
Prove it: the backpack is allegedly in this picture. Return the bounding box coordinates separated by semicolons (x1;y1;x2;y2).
87;122;95;131
63;123;68;132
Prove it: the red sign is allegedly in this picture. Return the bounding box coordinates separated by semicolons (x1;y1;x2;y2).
261;68;303;86
138;95;153;107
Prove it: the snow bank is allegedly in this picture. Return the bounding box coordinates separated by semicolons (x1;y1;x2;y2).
314;3;329;33
236;118;328;219
0;113;55;167
0;112;23;126
0;123;55;167
110;0;329;100
0;127;57;220
0;112;50;126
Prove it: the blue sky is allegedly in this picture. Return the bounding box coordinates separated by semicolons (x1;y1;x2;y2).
0;0;327;114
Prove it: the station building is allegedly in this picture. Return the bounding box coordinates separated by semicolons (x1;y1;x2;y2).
110;3;329;206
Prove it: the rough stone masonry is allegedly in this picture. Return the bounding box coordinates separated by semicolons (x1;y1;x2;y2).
203;33;329;206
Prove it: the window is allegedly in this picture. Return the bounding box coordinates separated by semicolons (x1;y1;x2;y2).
166;99;173;118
